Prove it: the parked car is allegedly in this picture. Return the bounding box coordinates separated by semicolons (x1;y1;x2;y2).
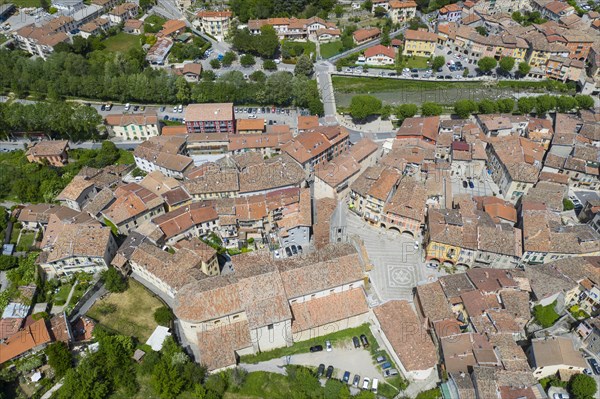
414;241;419;249
362;377;370;390
553;394;570;399
133;105;139;111
105;103;112;111
100;104;106;111
384;369;399;377
325;340;332;352
426;262;438;269
248;114;257;119
588;358;600;375
381;362;392;370
178;104;183;113
159;106;165;112
360;334;369;348
584;368;593;375
372;378;379;394
352;374;360;387
462;180;468;188
352;336;360;348
172;105;178;113
317;364;325;378
124;103;131;111
468;180;474;189
343;371;350;383
285;247;292;257
326;366;334;379
310;345;323;352
376;355;386;363
163;115;169;121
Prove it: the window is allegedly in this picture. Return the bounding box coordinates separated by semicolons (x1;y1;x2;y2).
233;315;239;320
268;324;274;330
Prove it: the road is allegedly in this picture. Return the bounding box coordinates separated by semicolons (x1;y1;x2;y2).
329;28;406;62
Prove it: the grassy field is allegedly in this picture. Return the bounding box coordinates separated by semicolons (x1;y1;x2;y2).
320;41;344;59
225;372;291;399
87;279;163;342
397;56;430;69
0;0;40;7
332;75;483;93
102;32;142;54
16;231;35;251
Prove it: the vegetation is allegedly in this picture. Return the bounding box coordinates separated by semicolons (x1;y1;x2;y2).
498;56;515;73
169;37;210;62
533;301;560;328
568;304;590;320
569;374;597;399
320;41;344;59
232;26;280;59
230;0;336;22
153;306;174;326
563;198;575;211
143;15;167;34
421;102;443;116
0;142;131;203
432;55;445;70
518;62;531;76
349;95;382;121
102;32;142;54
102;267;128;293
45;342;73;379
477;56;497;72
512;11;547;26
87;279;164;342
240;53;256;67
415;387;442;399
281;40;316;61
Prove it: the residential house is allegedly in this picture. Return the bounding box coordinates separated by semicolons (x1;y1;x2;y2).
149;202;219;245
79;17;109;38
185;103;235;134
396;116;440;144
373;300;438;381
247;17;338;41
102;183;166;235
133;136;193;179
38;215;117;278
55;176;97;211
281;125;350;171
352;27;381;45
228;129;292;157
123;19;143;34
174;63;202;82
382;177;428;238
349;165;401;226
316;28;341;42
529;336;587;378
438;3;462;22
532;0;575;21
389;0;417;24
236;119;265;134
194;11;232;41
403;29;438;57
25;140;69;167
0;319;52;364
146;37;174;66
108;3;138;25
105;112;160;140
364;44;396;65
297;115;319;133
158;19;186;38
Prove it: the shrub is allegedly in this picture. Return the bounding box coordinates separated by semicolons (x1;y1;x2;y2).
154;306;174;326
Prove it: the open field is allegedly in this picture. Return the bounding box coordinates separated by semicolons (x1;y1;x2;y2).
87;279;163;342
102;32;142;53
320;41;344;59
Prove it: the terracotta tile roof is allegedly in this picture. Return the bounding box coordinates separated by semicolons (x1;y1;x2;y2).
162;186;191;207
110;2;137;16
439;3;461;13
466;268;518;293
489;334;530;371
384;177;427;223
124;19;143;29
196;10;232;18
314;153;360;188
139;171;181;196
185;103;233;122
531;336;587;368
152;202;218;240
297;115;319;130
40;215;112;263
161;125;188;136
404;29;439;42
374;300;438;371
236;118;265;132
439;274;476;302
83;187;115;216
159;19;186;36
49;313;71;343
105;112;158;126
522;181;566;212
433;318;462;338
184;167;239;196
238;154;305;194
281;126;349;165
290;288;368;333
352;27;380;42
461;290;501;317
441;333;499;373
397;116;440;142
103;183;164;225
499;289;530;322
26;140;68;157
228;131;292;151
313;198;337;250
450;372;476;399
0;319;51;364
235;195;267;221
389;0;417;8
196;321;251;371
56;176;95;202
0;318;23;340
364;44;395;59
416;281;454;322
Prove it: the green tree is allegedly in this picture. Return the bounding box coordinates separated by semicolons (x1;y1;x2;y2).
556;95;578;112
569;374;597;399
373;6;387;17
255;25;280;58
363;0;373;10
324;379;351;399
432;55;445;70
421;102;443;116
349;95;382;121
535;94;557;115
563;198;575;211
210;59;221;69
101;267;127;293
395;103;418;122
518;62;531;76
380;26;391;46
478;99;498;114
0;255;17;271
497;98;515;113
475;26;488;36
517;96;536;114
334;4;344;17
294;55;314;77
221;51;237;67
202;70;216;81
477;57;497;72
454;99;477;118
240;54;256;67
175;77;191;103
263;59;277;71
498;56;515;73
154;306;174;326
249;70;267;83
575;94;594;109
46;342;73;378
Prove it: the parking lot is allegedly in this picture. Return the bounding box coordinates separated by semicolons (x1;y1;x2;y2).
450;175;496;198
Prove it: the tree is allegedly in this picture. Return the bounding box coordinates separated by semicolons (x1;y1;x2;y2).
373;6;387;17
421;102;443;116
518;62;531;76
263;59;277;71
556;95;578;112
432;55;445;70
249;70;266;83
454;99;477;118
324;379;351;399
210;59;221;69
380;27;391;46
497;98;515;113
221;51;237;67
101;267;127;293
517;96;536;114
575;94;594;110
463;68;469;77
498;56;515;73
569;374;597;399
395;103;418;122
0;255;17;271
255;25;279;58
202;70;216;81
478;99;498;114
46;342;73;378
154;306;174;326
294;55;314;77
349;95;382;121
334;4;344;17
240;54;256;67
475;26;488;36
535;94;556;115
477;57;497;72
363;0;373;11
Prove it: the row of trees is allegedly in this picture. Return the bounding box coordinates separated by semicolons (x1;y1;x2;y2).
232;26;281;59
0;101;102;141
230;0;335;22
348;93;595;122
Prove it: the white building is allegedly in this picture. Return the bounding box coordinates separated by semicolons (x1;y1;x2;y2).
105;112;160;140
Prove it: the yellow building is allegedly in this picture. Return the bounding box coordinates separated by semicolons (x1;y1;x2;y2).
403;29;438;57
389;0;417;24
425;240;462;265
195;10;232;41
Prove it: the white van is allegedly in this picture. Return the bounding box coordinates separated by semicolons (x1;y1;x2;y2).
371;378;378;394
